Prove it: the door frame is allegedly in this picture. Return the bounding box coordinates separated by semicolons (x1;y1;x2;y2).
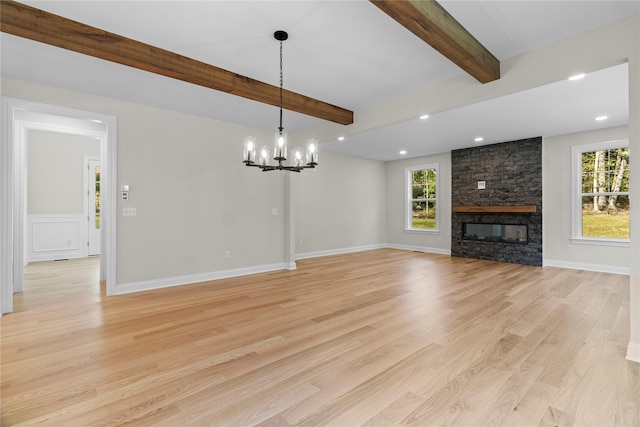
1;97;117;314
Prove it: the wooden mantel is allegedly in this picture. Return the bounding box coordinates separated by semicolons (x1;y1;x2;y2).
452;205;537;213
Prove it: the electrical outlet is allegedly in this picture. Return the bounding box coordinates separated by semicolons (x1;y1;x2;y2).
224;250;231;259
123;207;137;216
566;244;573;253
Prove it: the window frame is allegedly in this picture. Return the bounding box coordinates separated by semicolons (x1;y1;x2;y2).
405;163;439;234
570;139;630;246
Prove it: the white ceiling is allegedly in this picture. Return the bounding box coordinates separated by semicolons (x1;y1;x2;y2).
1;0;638;161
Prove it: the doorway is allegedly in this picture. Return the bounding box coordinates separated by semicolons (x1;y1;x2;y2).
1;97;117;314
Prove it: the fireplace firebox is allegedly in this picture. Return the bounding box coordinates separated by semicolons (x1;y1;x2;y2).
462;223;527;244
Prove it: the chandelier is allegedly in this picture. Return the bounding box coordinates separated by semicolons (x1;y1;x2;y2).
243;30;318;172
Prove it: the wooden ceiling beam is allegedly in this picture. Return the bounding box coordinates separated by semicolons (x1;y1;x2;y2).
0;0;354;125
370;0;500;83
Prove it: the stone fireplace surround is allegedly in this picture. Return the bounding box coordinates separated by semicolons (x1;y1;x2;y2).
451;137;542;266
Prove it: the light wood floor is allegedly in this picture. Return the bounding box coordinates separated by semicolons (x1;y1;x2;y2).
1;250;638;426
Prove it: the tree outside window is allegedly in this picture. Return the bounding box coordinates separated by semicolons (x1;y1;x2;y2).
406;164;438;231
573;141;629;241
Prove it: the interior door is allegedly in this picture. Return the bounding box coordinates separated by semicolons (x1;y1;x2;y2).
88;159;101;256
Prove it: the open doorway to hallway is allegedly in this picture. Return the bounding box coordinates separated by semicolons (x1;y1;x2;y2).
25;130;102;263
1;97;117;314
22;129;102;300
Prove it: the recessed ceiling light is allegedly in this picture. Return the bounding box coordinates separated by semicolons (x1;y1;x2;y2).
337;136;345;141
568;73;585;81
474;137;484;142
595;115;608;121
399;150;407;155
419;114;430;120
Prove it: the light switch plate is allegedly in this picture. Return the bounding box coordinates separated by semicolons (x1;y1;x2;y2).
123;207;137;216
478;181;486;190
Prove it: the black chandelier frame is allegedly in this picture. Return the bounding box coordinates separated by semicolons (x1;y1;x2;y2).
243;30;318;173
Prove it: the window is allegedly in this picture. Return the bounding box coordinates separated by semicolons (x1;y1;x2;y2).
406;164;439;232
572;140;629;243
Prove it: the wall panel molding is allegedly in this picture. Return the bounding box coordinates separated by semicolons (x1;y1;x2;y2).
27;214;85;262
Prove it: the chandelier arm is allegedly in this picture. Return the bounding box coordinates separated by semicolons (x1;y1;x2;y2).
243;162;315;172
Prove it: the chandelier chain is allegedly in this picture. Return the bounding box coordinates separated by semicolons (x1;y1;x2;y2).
279;39;284;132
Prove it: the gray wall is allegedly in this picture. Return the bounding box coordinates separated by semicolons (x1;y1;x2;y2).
294;150;387;256
543;125;629;271
27;130;100;215
385;151;452;253
113;103;290;283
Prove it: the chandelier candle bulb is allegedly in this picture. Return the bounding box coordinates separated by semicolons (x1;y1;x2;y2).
293;147;303;167
274;132;287;160
307;139;318;165
243;137;256;163
260;145;270;166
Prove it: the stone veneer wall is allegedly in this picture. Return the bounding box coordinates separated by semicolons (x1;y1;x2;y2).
451;137;542;266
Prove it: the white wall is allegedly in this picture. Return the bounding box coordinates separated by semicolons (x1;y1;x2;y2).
27;130;99;214
294;150;386;257
543;126;629;273
385;151;452;254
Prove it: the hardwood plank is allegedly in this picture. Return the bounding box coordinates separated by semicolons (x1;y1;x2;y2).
1;250;638;426
0;0;354;125
361;391;426;426
477;362;545;426
501;380;559;426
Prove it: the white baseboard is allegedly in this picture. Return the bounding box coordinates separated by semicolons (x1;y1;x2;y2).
295;243;387;260
543;259;630;275
27;253;87;263
115;262;290;295
626;342;640;363
386;243;451;256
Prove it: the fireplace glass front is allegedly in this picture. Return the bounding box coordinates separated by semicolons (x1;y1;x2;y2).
462;223;527;244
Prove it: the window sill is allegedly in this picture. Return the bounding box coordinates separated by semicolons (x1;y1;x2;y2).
570;238;630;248
405;228;440;235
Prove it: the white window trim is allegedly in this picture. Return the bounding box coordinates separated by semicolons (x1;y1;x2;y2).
405;163;439;234
570;139;629;245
